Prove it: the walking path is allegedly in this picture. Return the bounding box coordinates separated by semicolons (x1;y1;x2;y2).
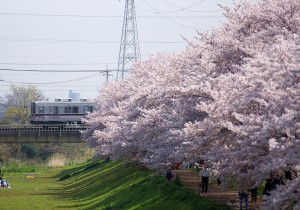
174;170;262;210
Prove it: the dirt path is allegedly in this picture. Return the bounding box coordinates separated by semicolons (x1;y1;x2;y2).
174;170;262;210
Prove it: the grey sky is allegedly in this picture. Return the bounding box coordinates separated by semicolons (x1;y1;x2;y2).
0;0;234;100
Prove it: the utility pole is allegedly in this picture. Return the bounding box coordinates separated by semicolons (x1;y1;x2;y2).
117;0;141;79
103;65;112;82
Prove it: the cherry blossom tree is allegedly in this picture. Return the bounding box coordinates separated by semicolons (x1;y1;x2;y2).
83;0;300;208
83;53;208;168
183;0;300;207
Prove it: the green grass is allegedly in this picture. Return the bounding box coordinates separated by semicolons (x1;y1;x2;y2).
0;166;69;210
0;160;230;210
1;165;42;174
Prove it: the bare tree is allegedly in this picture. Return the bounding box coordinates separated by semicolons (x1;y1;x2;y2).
3;85;45;124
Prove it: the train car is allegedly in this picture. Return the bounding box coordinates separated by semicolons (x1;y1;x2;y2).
30;98;95;124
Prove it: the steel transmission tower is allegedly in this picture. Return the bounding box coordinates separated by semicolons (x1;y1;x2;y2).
117;0;141;79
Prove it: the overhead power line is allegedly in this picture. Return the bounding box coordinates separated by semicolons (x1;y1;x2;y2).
136;6;222;14
139;0;222;14
0;68;127;72
0;12;221;18
0;62;117;66
0;84;100;87
159;0;217;13
0;37;185;44
0;73;102;84
0;12;124;18
0;89;99;92
143;0;208;31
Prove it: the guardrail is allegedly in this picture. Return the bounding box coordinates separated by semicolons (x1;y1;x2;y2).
0;124;90;132
0;124;91;143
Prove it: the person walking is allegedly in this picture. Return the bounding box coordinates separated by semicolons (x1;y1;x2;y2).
250;186;257;210
199;166;210;194
237;171;252;210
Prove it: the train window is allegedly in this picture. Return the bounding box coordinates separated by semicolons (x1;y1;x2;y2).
49;106;59;114
72;107;79;113
64;107;72;113
84;106;93;113
39;106;44;114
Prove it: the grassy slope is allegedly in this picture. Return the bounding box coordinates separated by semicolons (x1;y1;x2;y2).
0;166;69;210
0;160;230;210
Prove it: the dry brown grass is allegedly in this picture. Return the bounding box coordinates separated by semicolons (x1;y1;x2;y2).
47;153;66;167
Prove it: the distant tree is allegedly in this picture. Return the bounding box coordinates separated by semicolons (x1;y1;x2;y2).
0;96;6;124
3;85;44;124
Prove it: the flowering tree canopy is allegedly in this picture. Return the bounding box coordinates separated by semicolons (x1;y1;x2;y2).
83;0;300;208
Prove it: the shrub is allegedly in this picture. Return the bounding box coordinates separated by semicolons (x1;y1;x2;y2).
21;144;38;159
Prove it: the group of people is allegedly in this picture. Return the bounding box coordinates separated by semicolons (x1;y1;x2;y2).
199;166;258;210
166;162;297;210
199;166;259;210
0;177;10;188
238;170;298;210
167;164;258;210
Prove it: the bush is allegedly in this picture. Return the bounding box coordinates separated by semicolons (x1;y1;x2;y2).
39;148;54;161
21;144;38;159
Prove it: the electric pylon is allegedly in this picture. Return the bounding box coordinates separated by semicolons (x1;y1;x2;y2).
117;0;141;79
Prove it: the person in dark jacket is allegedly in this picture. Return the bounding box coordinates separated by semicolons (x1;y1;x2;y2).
263;178;274;196
166;170;173;181
250;186;258;210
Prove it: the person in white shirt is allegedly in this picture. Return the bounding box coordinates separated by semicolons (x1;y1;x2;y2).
199;166;210;194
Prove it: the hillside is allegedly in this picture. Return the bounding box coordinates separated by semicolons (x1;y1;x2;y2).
0;159;230;210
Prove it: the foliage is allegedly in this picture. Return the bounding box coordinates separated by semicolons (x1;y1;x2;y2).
2;85;44;124
0;144;25;165
0;143;95;166
83;0;300;208
21;144;38;159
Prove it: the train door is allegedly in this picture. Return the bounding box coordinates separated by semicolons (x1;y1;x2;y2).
31;102;36;114
30;102;36;123
38;106;44;121
59;106;65;122
49;106;59;121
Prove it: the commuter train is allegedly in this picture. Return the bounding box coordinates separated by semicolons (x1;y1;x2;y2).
30;98;95;124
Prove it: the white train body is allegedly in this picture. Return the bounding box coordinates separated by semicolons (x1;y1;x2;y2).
30;99;95;124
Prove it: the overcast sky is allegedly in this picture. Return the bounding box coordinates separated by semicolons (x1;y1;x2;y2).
0;0;235;100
